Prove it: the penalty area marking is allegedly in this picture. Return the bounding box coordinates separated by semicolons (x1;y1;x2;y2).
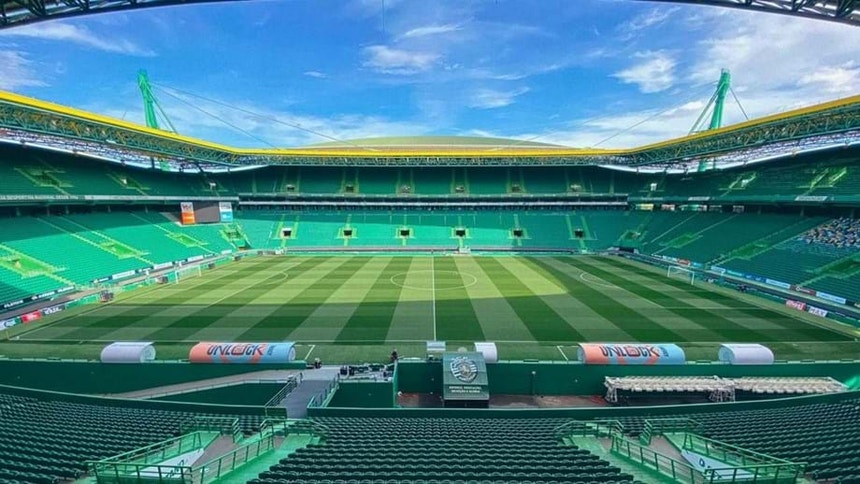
578;272;618;289
390;270;478;291
556;345;569;361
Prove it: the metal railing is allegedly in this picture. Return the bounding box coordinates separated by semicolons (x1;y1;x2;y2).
612;437;709;484
553;419;624;440
179;416;242;443
263;373;302;417
307;376;340;408
87;432;205;483
188;431;275;484
639;417;702;445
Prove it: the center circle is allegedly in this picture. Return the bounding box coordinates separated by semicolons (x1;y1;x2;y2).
390;270;478;291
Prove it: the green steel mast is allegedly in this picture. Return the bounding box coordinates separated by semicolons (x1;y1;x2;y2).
690;69;732;134
137;70;176;133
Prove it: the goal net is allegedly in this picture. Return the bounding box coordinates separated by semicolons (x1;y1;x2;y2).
667;265;696;285
174;265;203;284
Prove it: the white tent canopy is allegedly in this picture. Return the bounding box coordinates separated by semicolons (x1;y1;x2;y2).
718;344;774;365
100;342;156;363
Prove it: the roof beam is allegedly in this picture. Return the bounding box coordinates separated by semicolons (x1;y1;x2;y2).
0;0;857;28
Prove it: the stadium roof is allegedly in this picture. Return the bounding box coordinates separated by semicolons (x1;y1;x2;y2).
0;89;858;169
1;0;857;28
307;136;566;149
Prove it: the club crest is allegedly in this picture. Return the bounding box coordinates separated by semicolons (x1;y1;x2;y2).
450;356;479;383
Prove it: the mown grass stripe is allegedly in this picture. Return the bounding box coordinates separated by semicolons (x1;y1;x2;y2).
232;257;377;341
433;256;484;341
141;258;329;341
475;257;585;341
526;257;687;342
570;257;796;343
336;257;413;343
601;257;852;341
55;258;281;339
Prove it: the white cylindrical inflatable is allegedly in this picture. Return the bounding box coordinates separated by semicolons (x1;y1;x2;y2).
576;343;686;365
718;344;774;365
474;342;498;363
189;342;297;364
100;342;156;363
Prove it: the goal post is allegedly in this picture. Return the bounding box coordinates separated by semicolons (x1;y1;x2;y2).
667;265;696;285
174;265;203;284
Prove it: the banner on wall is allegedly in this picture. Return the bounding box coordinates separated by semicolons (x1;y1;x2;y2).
1;318;18;329
576;343;686;365
807;306;829;318
218;202;234;223
816;291;847;305
21;311;41;323
189;342;296;364
765;278;791;290
785;299;807;311
180;202;196;225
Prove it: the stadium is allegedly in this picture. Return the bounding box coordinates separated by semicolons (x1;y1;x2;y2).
0;1;859;483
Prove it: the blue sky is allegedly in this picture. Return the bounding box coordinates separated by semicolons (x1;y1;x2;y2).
0;0;858;148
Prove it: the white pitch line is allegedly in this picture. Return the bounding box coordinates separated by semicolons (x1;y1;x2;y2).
431;256;437;340
556;345;569;361
304;344;317;361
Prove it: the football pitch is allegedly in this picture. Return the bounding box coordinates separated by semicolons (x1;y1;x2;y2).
4;255;859;363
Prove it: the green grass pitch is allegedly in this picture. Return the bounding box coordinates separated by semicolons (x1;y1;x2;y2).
3;255;858;363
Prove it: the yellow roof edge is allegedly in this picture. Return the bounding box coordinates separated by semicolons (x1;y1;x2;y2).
630;94;860;153
1;89;857;159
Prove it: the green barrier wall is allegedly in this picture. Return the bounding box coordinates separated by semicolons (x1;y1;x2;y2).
397;360;860;396
151;383;285;405
308;388;860;418
0;359;303;394
327;381;395;408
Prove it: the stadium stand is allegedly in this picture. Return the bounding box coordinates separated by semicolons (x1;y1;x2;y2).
251;417;638;484
0;389;263;484
612;397;860;481
798;217;860;249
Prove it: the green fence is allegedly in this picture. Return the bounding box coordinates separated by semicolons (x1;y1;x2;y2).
88;431;212;483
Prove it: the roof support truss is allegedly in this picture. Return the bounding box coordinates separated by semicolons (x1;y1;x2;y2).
0;0;857;28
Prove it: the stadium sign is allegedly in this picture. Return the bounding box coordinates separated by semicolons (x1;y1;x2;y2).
1;318;18;329
765;278;791;290
577;343;686;365
442;352;489;404
449;356;479;383
2;299;24;310
816;292;847;305
794;195;829;202
785;300;807;311
189;342;296;364
807;306;829;318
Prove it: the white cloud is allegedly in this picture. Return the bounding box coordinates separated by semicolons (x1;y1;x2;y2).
467;87;530;109
0;22;153;56
362;45;439;75
798;63;860;95
0;51;47;90
676;9;860;126
618;7;680;35
303;71;328;79
613;51;676;93
400;24;461;39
